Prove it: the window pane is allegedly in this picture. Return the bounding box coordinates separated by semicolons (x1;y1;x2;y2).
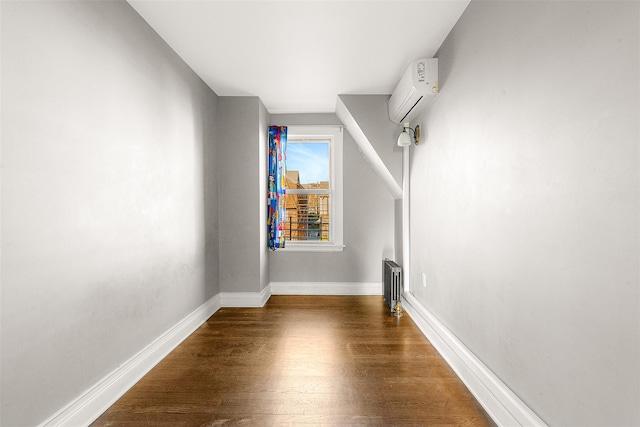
284;193;330;241
279;126;342;249
285;141;329;188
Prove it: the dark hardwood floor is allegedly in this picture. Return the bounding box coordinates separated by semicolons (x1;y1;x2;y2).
92;295;494;426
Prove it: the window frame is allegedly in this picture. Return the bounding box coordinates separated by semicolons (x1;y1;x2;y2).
281;125;343;252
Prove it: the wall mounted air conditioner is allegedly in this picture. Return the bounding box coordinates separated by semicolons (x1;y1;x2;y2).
388;58;438;124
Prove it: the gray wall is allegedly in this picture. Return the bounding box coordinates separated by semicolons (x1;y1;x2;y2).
1;2;219;425
205;86;221;299
337;96;404;267
217;97;268;293
269;114;395;283
410;1;639;425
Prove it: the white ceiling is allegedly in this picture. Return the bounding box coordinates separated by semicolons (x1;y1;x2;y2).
128;0;470;114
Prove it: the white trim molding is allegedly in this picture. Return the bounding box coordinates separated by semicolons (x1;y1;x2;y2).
275;244;345;252
402;292;548;427
39;294;221;427
270;281;382;295
220;285;271;307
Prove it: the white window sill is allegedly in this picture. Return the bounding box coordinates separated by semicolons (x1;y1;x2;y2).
276;244;345;253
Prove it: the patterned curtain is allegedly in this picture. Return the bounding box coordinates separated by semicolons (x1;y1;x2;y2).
268;126;287;249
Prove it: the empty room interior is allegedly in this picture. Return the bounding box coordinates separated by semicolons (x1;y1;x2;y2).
1;1;639;426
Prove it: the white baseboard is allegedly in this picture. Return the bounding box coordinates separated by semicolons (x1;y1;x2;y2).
42;288;539;427
220;285;271;307
39;294;221;427
402;292;547;427
270;281;382;295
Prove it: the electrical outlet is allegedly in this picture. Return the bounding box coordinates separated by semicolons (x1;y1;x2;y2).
421;273;427;287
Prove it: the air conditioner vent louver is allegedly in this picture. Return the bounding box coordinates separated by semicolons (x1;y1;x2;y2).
399;96;424;123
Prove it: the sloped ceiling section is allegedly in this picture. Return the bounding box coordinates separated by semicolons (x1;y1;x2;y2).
336;95;403;200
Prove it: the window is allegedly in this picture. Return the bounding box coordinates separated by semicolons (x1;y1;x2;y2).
282;126;343;251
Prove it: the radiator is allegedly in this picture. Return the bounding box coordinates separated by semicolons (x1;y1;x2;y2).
383;259;402;312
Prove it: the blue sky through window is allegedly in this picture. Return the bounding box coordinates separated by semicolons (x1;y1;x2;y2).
287;141;329;184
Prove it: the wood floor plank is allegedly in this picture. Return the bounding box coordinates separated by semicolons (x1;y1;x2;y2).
92;296;494;426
